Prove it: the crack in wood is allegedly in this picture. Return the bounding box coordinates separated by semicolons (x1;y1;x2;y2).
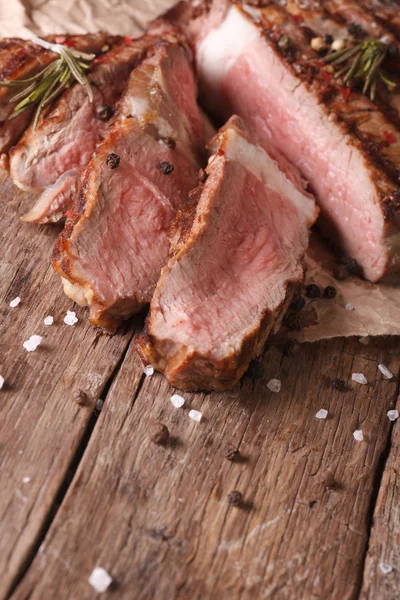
354;376;400;600
5;330;138;599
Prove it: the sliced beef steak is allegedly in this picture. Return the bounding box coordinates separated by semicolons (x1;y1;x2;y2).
53;37;204;330
138;116;317;392
9;36;151;224
170;0;400;282
0;33;115;155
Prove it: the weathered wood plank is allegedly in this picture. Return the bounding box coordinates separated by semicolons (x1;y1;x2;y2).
12;336;399;600
0;174;135;598
359;393;400;599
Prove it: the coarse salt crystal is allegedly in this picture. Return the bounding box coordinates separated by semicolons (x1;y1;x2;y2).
64;310;78;326
143;365;154;377
352;373;368;385
43;315;54;326
10;296;21;308
170;394;185;408
387;410;399;422
23;477;30;484
353;429;364;442
23;335;42;352
378;364;393;379
88;567;113;593
345;303;354;311
188;409;202;423
95;399;104;412
0;376;4;390
379;563;393;575
315;409;328;420
267;378;281;393
359;336;370;345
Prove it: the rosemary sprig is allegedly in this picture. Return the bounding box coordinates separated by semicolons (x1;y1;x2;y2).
323;39;397;102
0;37;95;128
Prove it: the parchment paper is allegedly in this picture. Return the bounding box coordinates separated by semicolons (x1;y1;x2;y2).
2;0;400;342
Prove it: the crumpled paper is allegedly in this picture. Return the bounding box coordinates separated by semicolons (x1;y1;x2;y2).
2;0;400;342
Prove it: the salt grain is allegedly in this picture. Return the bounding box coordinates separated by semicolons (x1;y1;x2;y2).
143;365;154;377
23;335;42;352
88;567;113;593
95;399;104;412
170;394;185;408
315;409;328;420
345;303;355;311
379;563;393;575
0;376;4;390
267;378;281;393
352;373;368;385
189;409;202;423
10;296;21;308
378;364;393;379
359;336;370;345
353;429;364;442
22;477;30;484
64;310;78;326
387;410;399;422
43;315;54;326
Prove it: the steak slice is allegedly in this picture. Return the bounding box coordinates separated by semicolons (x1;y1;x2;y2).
138;116;317;392
53;37;204;331
170;0;400;282
9;36;151;224
0;33;115;155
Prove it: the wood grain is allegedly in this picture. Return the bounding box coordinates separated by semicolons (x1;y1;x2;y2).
12;336;399;600
360;392;400;599
0;174;134;598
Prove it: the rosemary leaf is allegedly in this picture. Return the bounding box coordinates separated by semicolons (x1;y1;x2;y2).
1;37;96;128
322;39;397;101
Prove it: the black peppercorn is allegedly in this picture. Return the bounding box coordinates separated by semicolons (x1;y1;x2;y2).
225;444;240;461
305;284;321;299
227;490;243;506
388;45;400;61
290;296;306;311
323;285;337;299
106;153;120;169
247;359;265;380
160;161;174;175
150;422;169;445
334;265;349;281
347;22;362;37
95;104;113;121
332;378;346;391
342;257;359;275
286;312;306;331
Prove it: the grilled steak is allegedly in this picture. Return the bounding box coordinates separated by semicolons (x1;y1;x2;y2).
138;116;317;391
9;37;151;224
53;36;204;330
0;33;115;155
168;0;400;282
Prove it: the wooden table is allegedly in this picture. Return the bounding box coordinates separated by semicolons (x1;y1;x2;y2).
1;174;399;599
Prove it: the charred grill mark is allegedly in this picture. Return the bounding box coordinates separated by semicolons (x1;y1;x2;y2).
382;191;400;222
320;0;398;43
257;1;400;189
358;2;400;42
